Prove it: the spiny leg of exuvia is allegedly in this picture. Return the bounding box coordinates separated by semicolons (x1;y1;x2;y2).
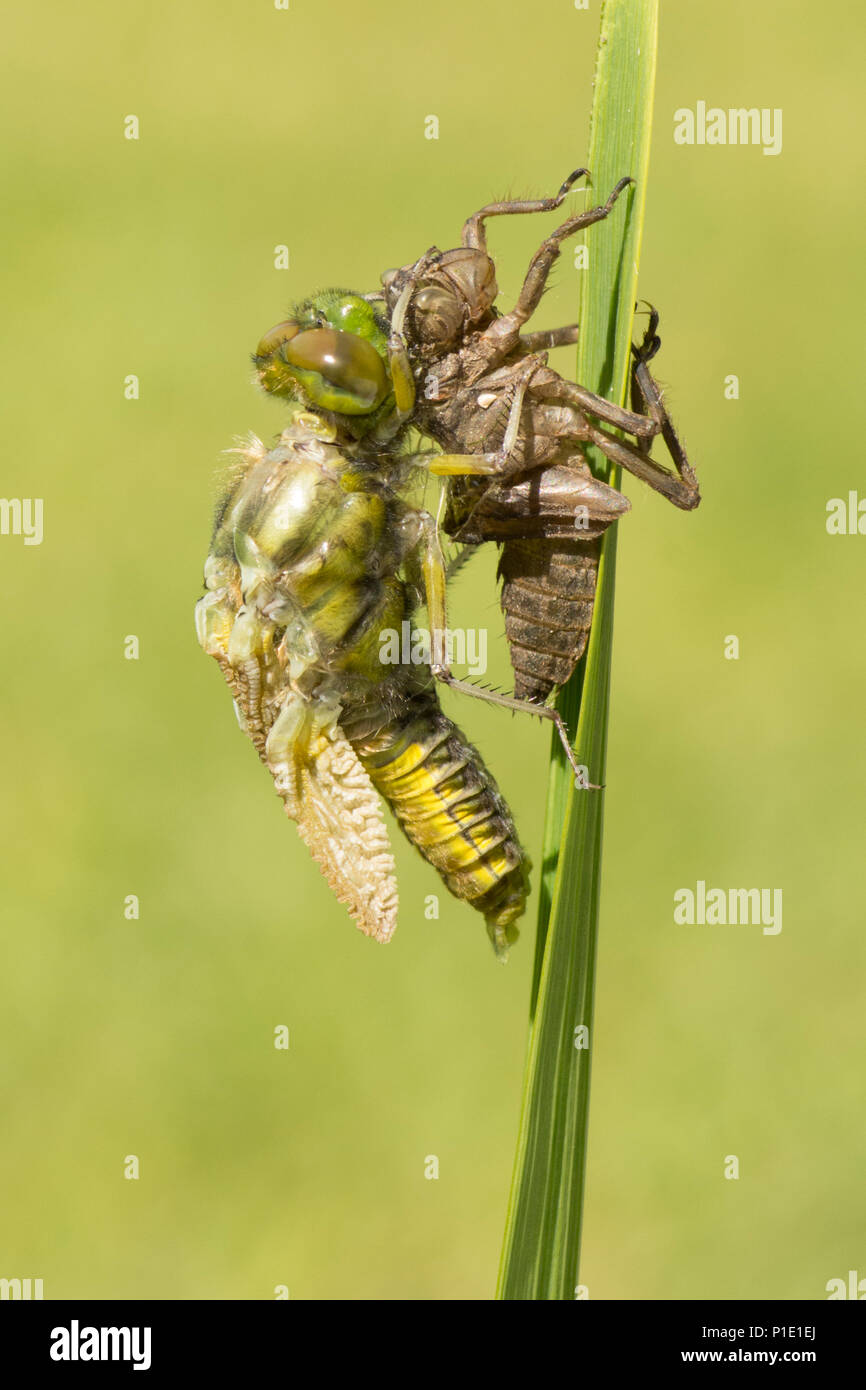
380;167;700;712
193;287;593;957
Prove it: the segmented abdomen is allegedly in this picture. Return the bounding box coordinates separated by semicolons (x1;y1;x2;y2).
340;681;530;956
498;536;600;703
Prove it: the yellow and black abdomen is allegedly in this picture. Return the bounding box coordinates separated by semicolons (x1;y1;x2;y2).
341;680;530;956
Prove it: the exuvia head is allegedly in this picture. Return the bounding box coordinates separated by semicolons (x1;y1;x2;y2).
253;290;393;420
381;248;498;353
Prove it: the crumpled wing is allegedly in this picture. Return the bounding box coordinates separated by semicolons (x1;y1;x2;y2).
264;692;399;943
195;466;400;944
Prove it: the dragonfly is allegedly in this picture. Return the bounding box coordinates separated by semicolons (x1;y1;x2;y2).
195;290;533;956
379;168;700;710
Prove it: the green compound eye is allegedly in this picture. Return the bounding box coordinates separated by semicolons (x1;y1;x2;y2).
255;320;301;358
281;327;389;414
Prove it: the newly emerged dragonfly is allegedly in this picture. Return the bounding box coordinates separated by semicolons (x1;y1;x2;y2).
196;290;538;955
380;168;700;705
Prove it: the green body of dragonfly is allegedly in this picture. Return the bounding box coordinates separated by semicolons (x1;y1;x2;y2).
195;291;530;955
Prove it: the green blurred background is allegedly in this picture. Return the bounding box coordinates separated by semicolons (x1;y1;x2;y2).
1;0;863;1300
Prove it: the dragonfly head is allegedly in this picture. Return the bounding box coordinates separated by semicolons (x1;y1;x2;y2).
382;248;498;353
253;291;392;418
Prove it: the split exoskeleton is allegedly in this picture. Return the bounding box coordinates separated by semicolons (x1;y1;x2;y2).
379;168;700;715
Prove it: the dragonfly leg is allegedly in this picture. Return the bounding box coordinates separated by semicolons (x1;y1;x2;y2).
565;304;700;509
386;330;416;419
537;373;660;438
380;271;425;427
627;306;700;505
423;357;536;478
584;413;700;511
382;250;453;432
519;323;580;351
487;177;633;344
461;167;590;252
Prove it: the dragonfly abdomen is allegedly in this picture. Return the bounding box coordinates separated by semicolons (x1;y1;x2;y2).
498;536;600;703
341;682;530;956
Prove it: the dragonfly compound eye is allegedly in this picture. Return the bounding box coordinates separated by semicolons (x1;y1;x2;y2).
411;285;464;346
435;249;498;325
281;326;389;414
255;320;302;357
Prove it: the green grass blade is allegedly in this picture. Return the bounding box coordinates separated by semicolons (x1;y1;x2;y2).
498;0;658;1301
